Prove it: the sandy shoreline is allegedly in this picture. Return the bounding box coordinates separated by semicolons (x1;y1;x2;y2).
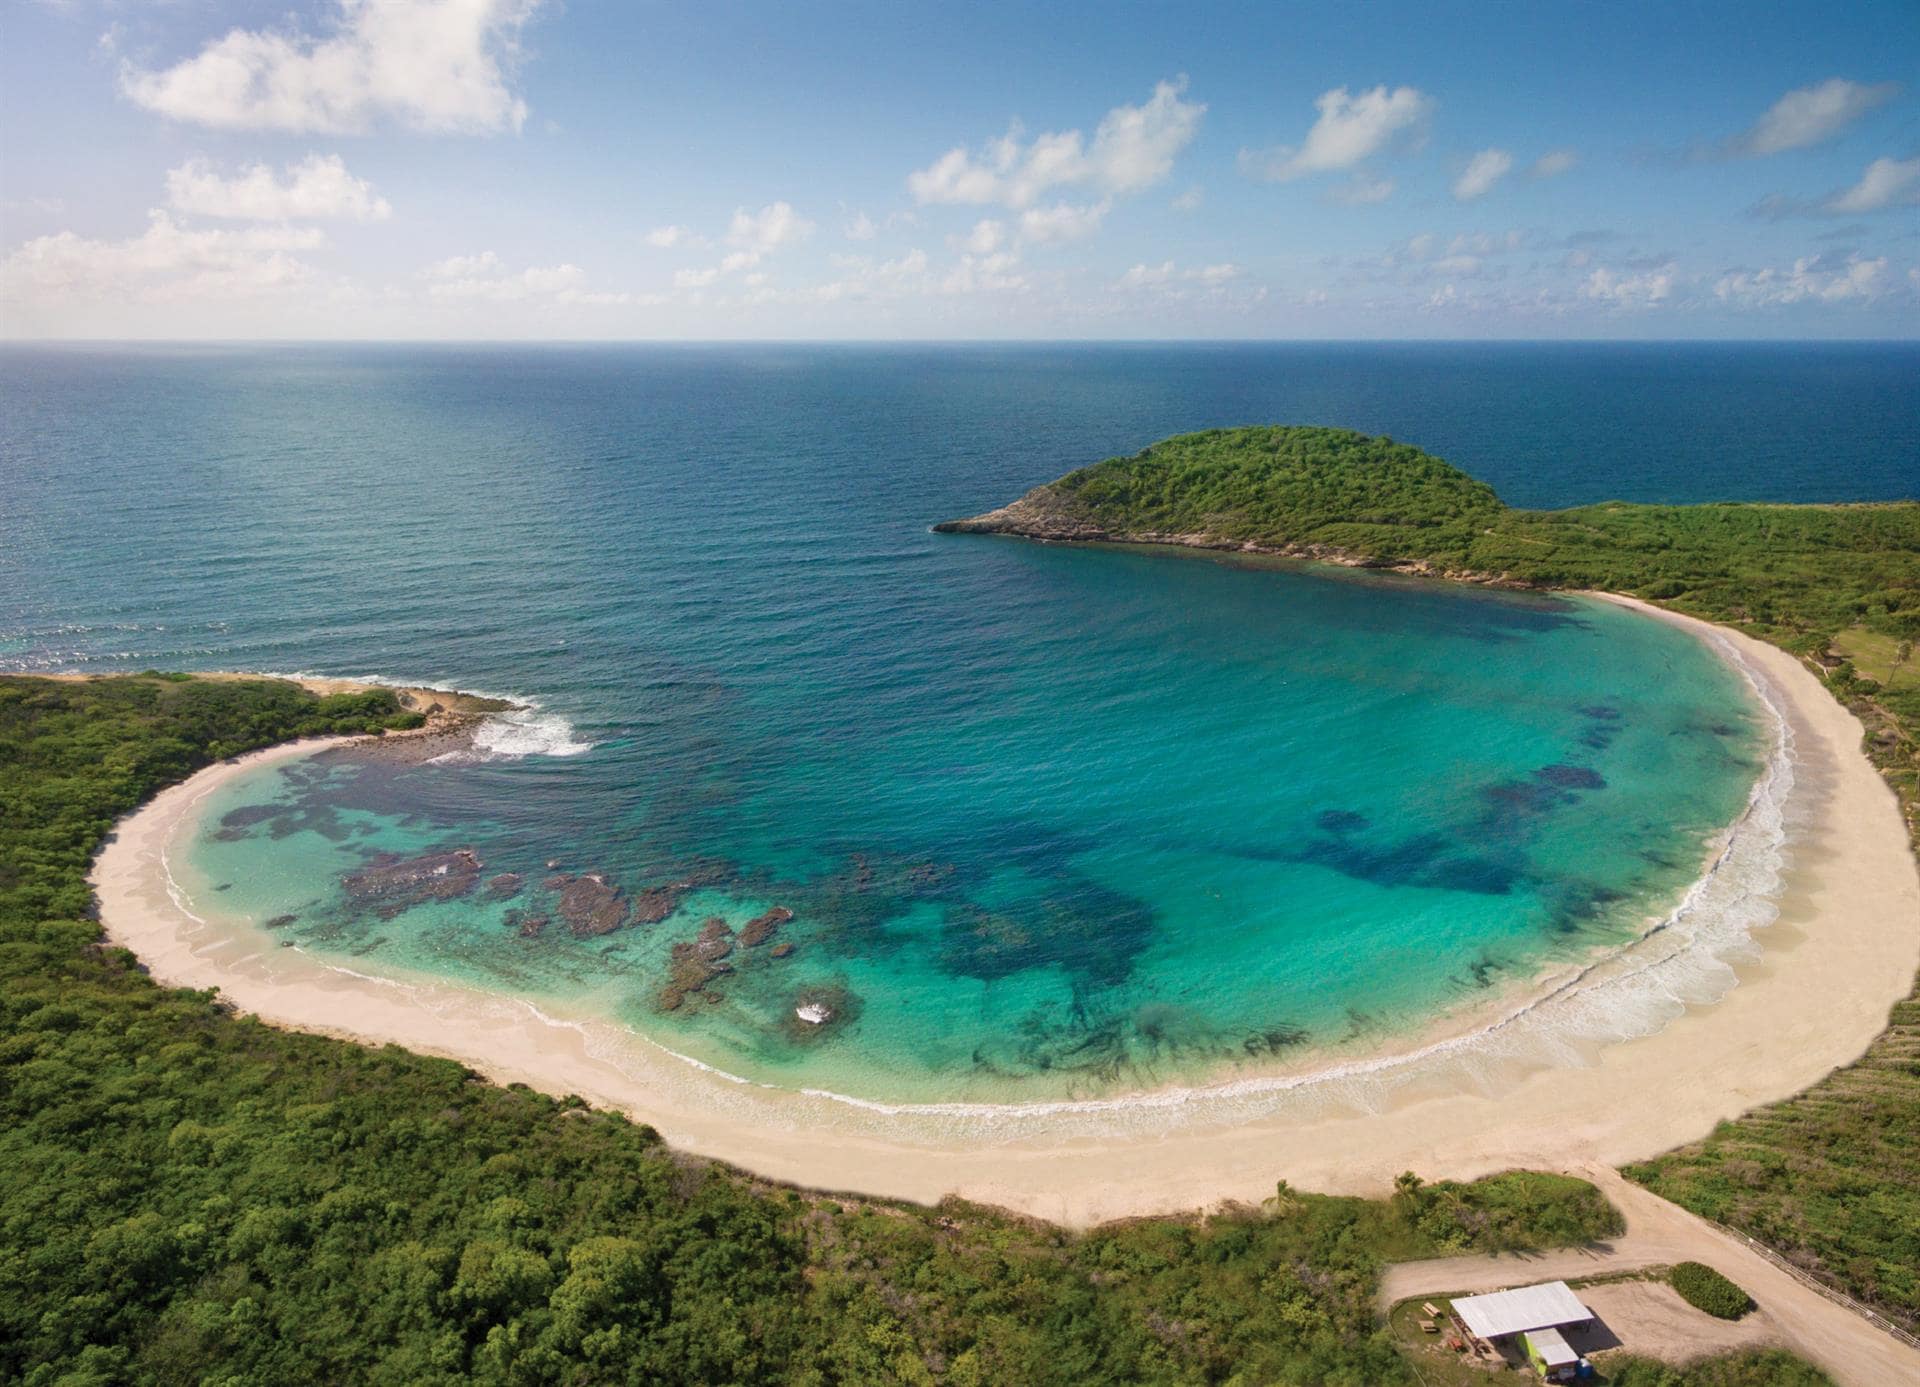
89;607;1920;1225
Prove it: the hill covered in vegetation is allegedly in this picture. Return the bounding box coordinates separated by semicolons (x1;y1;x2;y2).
942;423;1920;1331
3;673;1833;1385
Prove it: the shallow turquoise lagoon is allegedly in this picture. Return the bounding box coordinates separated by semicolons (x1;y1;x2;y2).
177;555;1766;1103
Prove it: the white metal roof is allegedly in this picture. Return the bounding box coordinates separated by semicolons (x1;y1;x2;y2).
1451;1281;1590;1339
1526;1325;1579;1366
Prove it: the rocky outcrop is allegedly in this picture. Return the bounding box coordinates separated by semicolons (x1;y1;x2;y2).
485;872;525;900
738;906;793;948
343;849;485;908
554;873;629;938
657;918;737;1011
932;484;1108;541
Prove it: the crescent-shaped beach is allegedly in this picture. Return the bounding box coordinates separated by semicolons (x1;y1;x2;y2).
90;596;1920;1225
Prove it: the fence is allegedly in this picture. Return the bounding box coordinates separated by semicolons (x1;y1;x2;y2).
1699;1215;1920;1353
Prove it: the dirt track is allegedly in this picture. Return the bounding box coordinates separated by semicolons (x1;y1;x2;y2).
1378;1166;1919;1387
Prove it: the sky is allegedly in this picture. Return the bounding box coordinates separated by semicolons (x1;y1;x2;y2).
1;0;1916;339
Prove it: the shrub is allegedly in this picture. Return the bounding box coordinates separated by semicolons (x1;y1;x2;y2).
1670;1261;1754;1320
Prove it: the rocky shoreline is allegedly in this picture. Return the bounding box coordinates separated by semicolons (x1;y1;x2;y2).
933;485;1537;590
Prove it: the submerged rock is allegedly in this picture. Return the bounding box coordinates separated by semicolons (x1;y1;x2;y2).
343;849;485;908
264;913;299;929
555;873;629;938
769;941;795;959
485;872;525;900
738;906;793;948
505;909;549;939
1535;763;1606;790
631;885;687;925
784;983;859;1040
694;917;734;960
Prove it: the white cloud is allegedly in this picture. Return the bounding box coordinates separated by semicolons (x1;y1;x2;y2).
1828;156;1920;213
727;201;813;256
1327;175;1394;205
1731;78;1899;156
1087;77;1207;193
1715;253;1889;305
120;0;541;134
2;211;325;302
941;251;1026;295
907;78;1203;208
843;210;878;241
663;202;813;290
1018;199;1109;244
1171;185;1203;212
645;224;696;249
165;154;391;221
957;219;1006;255
1452;148;1512;202
1530;149;1577;178
423;251;502;279
792;247;934;305
1239;84;1432;182
422;252;626;304
1117;260;1242;289
1582;263;1674;306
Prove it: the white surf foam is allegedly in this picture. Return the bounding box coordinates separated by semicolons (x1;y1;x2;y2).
248;668;594;763
466;706;593;761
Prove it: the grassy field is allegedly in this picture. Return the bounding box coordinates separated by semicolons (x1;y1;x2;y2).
942;425;1920;1331
10;673;1835;1384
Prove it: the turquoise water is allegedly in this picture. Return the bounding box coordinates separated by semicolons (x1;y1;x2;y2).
4;343;1905;1103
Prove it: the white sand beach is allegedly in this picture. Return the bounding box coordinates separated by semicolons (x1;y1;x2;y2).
90;605;1920;1225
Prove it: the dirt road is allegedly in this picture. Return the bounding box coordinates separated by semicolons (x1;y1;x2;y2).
1378;1166;1920;1387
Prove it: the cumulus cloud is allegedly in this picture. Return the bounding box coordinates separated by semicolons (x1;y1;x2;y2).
907;78;1203;208
843;210;878;240
1582;263;1674;306
1530;149;1577;178
120;0;542;134
1715;253;1889;305
2;211;326;301
1117;260;1241;288
423;251;626;304
727;201;813;256
941;251;1026;296
663;202;813;289
1828;156;1920;213
1452;148;1513;201
1171;185;1203;212
1018;199;1109;244
165;154;391;221
956;219;1006;255
645;224;696;249
1726;78;1898;156
1239;84;1431;182
1749;154;1920;220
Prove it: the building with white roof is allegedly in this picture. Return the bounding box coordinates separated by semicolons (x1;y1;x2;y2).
1448;1280;1593;1381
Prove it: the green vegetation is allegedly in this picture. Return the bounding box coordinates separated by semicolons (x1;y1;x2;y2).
948;424;1920;1329
987;425;1920;653
1597;1351;1832;1387
19;674;1835;1386
1667;1262;1754;1320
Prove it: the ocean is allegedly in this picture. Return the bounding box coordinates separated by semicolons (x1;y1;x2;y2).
3;341;1914;1105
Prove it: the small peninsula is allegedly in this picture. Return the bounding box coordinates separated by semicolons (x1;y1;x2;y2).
937;425;1920;649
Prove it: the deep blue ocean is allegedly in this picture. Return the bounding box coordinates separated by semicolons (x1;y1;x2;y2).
3;342;1913;1101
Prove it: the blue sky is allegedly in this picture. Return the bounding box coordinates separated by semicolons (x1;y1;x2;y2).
2;0;1916;338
